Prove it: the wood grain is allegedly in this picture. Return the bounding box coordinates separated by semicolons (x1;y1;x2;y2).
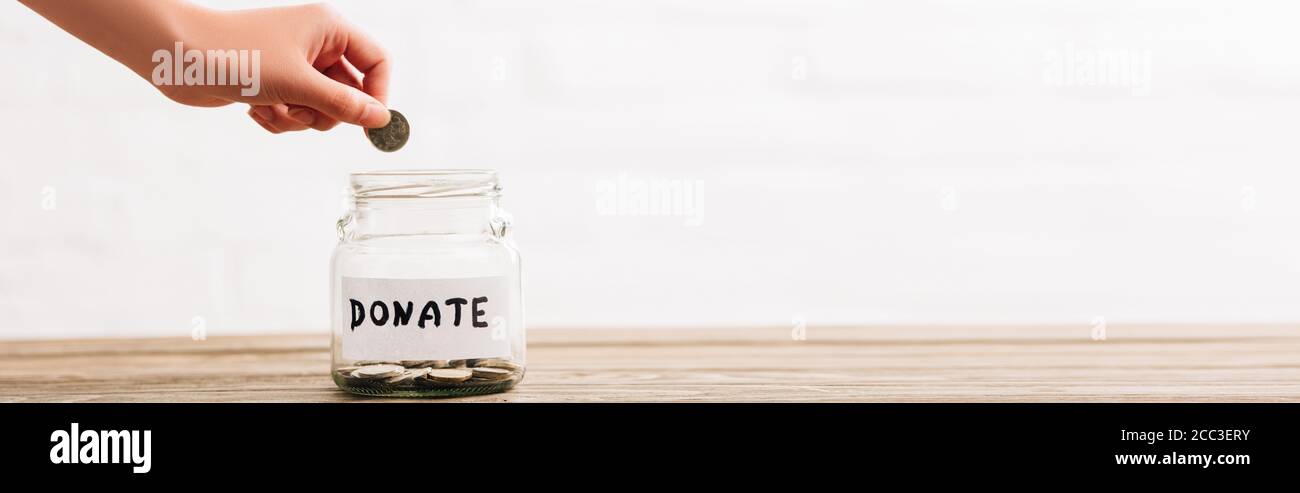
2;325;1299;402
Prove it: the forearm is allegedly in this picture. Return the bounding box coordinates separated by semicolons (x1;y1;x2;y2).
21;0;392;130
19;0;203;80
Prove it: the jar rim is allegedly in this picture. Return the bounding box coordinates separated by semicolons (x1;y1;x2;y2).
350;169;500;200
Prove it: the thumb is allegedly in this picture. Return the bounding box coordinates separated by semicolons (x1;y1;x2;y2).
285;71;390;128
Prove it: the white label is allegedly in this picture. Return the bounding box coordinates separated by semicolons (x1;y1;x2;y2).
342;276;512;361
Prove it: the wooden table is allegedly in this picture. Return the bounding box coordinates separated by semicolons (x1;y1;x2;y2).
2;325;1298;402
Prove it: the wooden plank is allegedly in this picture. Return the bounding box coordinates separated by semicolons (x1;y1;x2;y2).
1;325;1299;402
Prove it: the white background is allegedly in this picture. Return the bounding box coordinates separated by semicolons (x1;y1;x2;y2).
2;0;1299;339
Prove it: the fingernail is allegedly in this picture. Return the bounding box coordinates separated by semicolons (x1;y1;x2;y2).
360;100;390;128
287;108;316;125
251;106;273;121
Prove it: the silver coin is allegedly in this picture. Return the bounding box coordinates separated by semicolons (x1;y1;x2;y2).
400;360;438;368
385;367;431;384
471;358;522;371
352;364;405;379
365;109;409;152
403;360;450;368
424;368;473;383
471;367;513;381
354;360;400;366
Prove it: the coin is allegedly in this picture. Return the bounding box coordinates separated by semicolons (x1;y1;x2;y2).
400;360;449;368
385;367;431;384
471;367;513;381
354;360;400;366
365;109;409;152
471;358;521;371
352;364;405;379
424;368;473;383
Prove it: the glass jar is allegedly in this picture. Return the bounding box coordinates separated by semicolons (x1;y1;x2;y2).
331;170;524;397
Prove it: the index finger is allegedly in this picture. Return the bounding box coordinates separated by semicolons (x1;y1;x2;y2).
340;22;391;104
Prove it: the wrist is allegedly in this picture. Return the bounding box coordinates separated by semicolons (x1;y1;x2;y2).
148;2;245;106
131;0;206;81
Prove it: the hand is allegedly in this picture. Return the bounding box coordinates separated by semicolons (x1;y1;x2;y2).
21;0;391;133
179;3;392;133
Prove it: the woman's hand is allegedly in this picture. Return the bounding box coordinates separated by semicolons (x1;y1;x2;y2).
21;0;391;133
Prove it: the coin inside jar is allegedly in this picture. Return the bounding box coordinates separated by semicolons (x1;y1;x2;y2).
471;367;513;381
385;367;431;384
424;368;473;383
471;358;522;371
351;364;405;379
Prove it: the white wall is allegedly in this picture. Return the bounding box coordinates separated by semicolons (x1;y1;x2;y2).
3;0;1300;339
